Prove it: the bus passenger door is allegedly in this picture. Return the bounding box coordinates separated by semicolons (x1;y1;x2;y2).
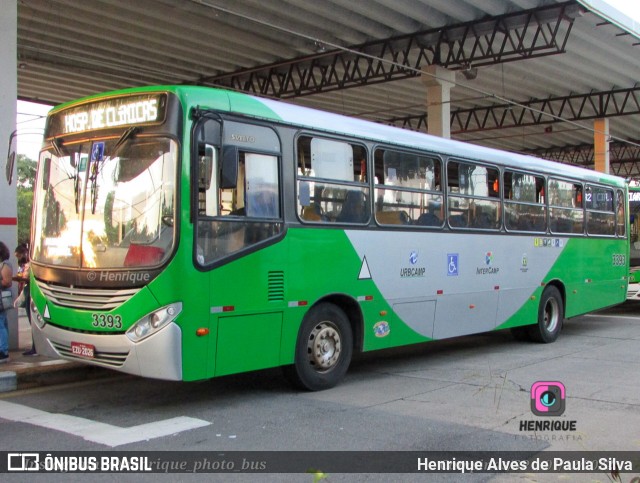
194;117;285;377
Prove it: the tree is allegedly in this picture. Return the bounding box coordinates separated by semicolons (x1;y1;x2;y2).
16;154;36;245
16;154;36;187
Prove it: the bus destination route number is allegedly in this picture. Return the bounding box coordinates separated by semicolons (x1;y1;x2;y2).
91;314;123;329
612;254;626;266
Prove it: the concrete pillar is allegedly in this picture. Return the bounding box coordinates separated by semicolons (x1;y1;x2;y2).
421;65;456;139
0;1;19;350
594;118;610;174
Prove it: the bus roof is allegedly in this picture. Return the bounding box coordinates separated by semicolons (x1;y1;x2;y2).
51;85;627;188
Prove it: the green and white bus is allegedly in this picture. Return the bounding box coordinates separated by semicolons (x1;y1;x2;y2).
627;185;640;298
27;86;628;390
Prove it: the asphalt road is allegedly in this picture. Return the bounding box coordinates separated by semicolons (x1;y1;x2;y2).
1;302;639;482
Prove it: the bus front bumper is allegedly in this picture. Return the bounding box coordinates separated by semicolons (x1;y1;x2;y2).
627;283;640;301
31;319;183;381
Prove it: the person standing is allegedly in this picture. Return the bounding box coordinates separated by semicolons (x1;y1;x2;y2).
0;242;13;363
14;243;36;356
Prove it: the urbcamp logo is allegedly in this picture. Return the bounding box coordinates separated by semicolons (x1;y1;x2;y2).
400;251;425;278
476;251;499;275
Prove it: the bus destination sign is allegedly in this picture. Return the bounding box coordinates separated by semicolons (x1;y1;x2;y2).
48;93;168;137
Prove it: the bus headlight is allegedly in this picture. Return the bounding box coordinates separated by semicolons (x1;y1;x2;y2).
31;299;46;329
126;302;182;343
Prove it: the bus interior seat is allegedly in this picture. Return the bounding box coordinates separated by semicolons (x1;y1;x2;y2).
336;191;369;223
474;209;494;229
124;244;165;267
416;212;441;227
301;204;325;221
376;210;410;225
449;214;467;228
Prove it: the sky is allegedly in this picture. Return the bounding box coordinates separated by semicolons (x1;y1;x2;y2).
15;1;640;161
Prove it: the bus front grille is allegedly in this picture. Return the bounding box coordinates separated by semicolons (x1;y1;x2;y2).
50;342;129;367
36;280;140;311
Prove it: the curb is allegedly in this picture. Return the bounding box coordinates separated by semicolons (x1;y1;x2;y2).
0;360;115;392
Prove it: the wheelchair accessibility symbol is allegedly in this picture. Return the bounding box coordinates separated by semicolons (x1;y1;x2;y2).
447;254;459;276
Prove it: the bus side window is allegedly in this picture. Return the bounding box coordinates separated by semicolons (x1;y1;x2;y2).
374;148;442;226
447;160;500;230
616;189;625;237
195;120;283;266
504;171;546;232
245;153;280;219
549;179;584;234
586;184;615;236
297;135;368;224
198;144;218;217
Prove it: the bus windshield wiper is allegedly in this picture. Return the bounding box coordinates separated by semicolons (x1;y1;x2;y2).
113;126;139;155
52;137;64;158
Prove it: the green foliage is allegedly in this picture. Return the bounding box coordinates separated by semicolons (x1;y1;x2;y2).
16;154;37;186
16;154;36;245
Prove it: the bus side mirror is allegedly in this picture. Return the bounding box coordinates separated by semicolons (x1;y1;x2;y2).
5;131;17;185
220;145;238;189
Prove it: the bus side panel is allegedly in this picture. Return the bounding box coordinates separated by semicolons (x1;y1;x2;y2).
544;238;627;318
207;239;287;377
278;228;430;365
146;250;213;381
346;231;562;343
215;312;283;376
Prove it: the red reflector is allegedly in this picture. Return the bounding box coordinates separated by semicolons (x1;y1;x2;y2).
494;286;500;290
222;306;235;312
437;290;444;295
365;295;374;301
196;328;209;337
299;301;308;306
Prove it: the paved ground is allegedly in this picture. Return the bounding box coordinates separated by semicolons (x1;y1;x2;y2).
0;303;638;482
0;310;111;391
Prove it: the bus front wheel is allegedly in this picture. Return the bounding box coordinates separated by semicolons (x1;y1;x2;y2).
529;285;564;343
286;303;353;391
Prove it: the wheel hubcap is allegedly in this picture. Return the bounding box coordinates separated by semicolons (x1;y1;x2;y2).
544;298;559;333
307;321;341;371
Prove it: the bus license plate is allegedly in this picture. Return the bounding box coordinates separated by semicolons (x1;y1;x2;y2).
71;342;95;358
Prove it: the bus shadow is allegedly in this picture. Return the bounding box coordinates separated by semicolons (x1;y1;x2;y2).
90;309;634;403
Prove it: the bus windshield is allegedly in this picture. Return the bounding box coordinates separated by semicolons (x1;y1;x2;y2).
32;136;177;270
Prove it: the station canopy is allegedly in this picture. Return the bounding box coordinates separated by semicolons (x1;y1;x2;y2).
16;0;640;175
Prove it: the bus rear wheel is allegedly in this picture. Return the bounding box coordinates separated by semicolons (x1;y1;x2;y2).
286;303;353;391
529;285;564;343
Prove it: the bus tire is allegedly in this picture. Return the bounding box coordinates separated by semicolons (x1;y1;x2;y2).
286;303;353;391
529;285;564;343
